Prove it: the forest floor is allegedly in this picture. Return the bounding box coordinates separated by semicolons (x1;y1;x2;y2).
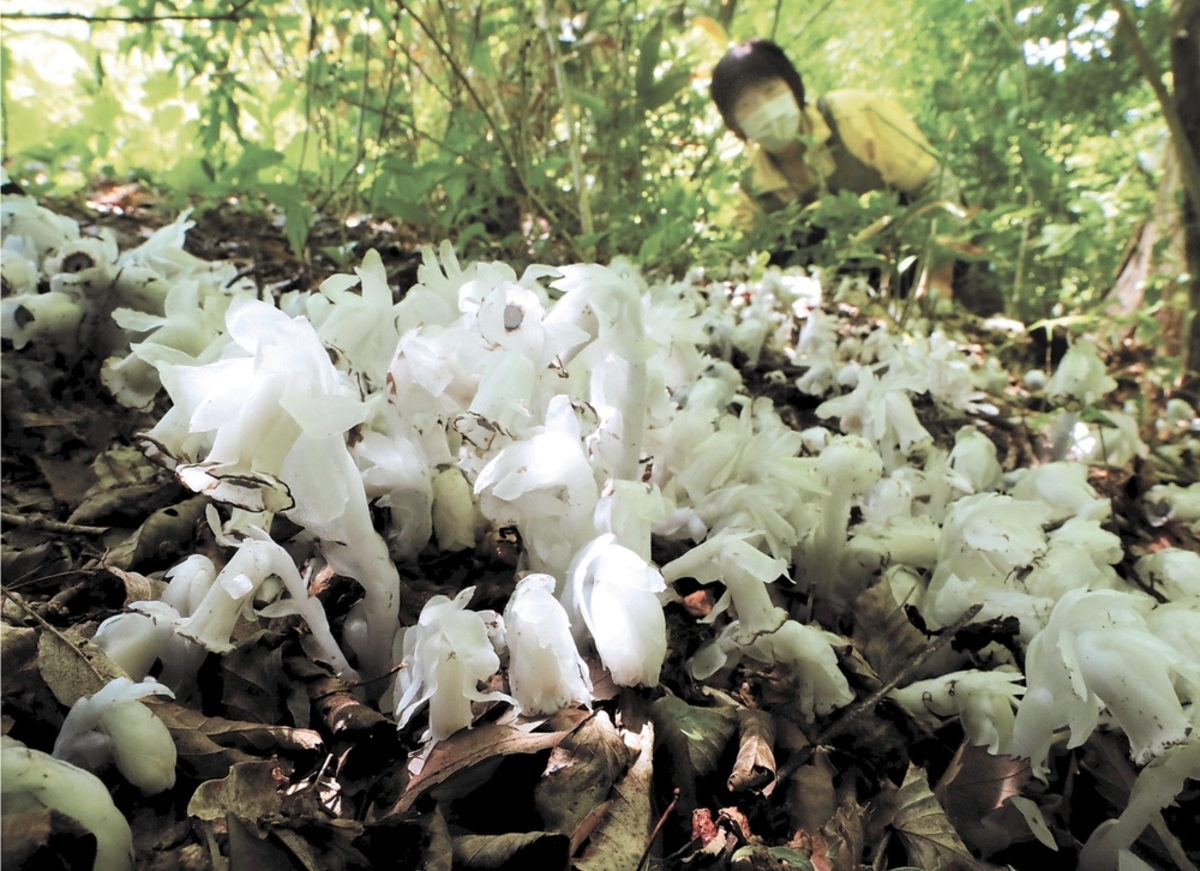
2;184;1199;871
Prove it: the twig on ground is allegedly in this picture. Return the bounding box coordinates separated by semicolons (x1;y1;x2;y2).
1;511;109;536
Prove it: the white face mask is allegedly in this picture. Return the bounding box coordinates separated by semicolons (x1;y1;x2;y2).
740;90;801;154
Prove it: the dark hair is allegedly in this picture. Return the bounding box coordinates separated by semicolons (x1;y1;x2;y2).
711;40;806;140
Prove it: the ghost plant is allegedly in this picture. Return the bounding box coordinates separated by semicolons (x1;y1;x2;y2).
923;492;1052;637
544;264;649;482
394;587;514;743
138;298;398;680
52;678;177;795
563;534;667;687
816;365;932;470
308;248;402;391
93;554;216;689
2;737;134;871
475;394;600;577
675;397;825;562
1077;737;1200;871
804;434;884;604
948;425;1002;494
1008;588;1200;779
1045;337;1117;406
662;531;853;719
102;277;233;410
891;669;1025;753
1144;482;1200;527
1135;548;1200;600
175;530;356;681
503;574;592;715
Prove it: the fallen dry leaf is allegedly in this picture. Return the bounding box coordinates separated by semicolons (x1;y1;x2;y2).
1;808;96;870
69;443;174;525
188;759;288;824
222;630;291;725
102;495;208;571
388;722;576;817
934;742;1035;857
894;763;994;871
154;700;324;780
37;626;127;707
852;580;930;684
535;710;632;835
575;720;656;871
451;830;571;868
650;694;738;812
786;747;838;837
728;707;777;794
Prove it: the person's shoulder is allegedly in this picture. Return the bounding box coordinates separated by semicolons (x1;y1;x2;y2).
821;89;881;106
822;89;896;115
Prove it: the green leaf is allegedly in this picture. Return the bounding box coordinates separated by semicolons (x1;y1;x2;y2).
635;19;663;107
260;183;312;257
571;88;610;120
142;70;179;107
638;230;663;263
456;221;490;252
1034;223;1081;257
643;68;691;114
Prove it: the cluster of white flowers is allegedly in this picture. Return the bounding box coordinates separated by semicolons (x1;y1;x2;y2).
7;191;1200;868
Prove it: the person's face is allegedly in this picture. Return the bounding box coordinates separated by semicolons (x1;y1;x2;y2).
731;78;794;128
731;78;802;154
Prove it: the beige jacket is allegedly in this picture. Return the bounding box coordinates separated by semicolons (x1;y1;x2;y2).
739;88;960;222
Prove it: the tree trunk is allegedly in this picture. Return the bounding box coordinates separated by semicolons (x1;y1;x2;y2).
1171;0;1200;395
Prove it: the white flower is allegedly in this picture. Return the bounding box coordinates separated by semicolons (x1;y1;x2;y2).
180;532;355;679
926;493;1049;614
1045;337;1116;405
394;587;514;742
594;479;674;560
475;394;599;576
891;669;1025;754
0;235;38;295
1078;738;1200;871
2;736;134;871
948;425;1002;494
564;534;666;687
310;248;401;389
546;264;649;481
754;621;854;719
103;277;231;409
503;574;592;715
1;290;85;349
1023;517;1124;601
45;234;119;299
93;554;215;688
140;298;398;680
1135;548;1200;600
141;298;369;516
52;677;176;795
805;435;883;602
1009;589;1198;778
817;367;931;468
1;193;80;259
357;414;434;561
1009;461;1110;523
430;466;481;552
662;531;788;636
1145;482;1200;527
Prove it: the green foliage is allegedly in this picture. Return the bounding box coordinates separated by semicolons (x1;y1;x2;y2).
0;0;1184;331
